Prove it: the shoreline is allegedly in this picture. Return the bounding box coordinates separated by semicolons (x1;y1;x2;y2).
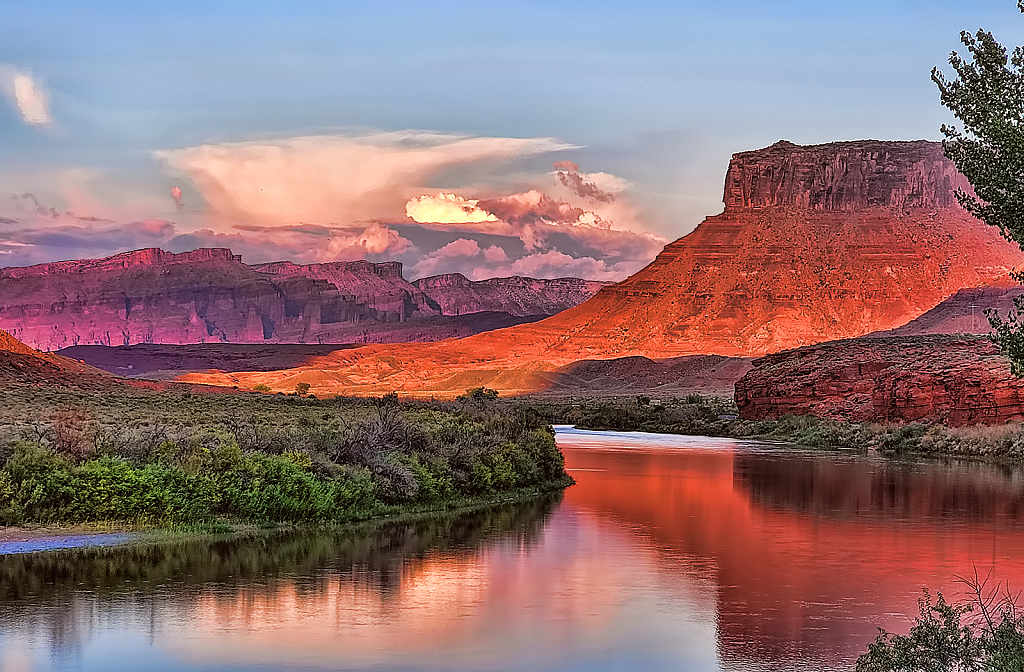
0;476;575;555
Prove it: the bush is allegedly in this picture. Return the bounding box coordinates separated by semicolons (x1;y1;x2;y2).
0;388;570;525
857;582;1024;671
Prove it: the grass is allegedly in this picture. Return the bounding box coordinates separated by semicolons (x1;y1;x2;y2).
534;394;1024;461
0;386;572;527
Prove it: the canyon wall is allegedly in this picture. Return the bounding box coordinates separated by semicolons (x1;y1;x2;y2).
521;139;1024;357
734;335;1024;426
0;249;603;349
412;274;610;317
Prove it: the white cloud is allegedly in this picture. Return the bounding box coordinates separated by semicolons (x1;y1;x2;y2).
156;131;577;225
0;66;51;127
411;237;481;277
406;192;498;224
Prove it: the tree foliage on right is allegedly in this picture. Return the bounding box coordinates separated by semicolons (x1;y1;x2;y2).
933;1;1024;374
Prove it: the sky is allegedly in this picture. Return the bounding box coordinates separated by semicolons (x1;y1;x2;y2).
1;0;1023;280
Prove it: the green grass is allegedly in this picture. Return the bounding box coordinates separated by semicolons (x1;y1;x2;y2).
0;387;571;526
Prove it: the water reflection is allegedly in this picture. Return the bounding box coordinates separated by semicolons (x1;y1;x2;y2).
2;428;1024;671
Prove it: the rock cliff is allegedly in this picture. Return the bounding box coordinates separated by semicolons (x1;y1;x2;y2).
523;139;1024;357
0;249;602;349
734;335;1024;426
412;274;610;317
179;139;1024;397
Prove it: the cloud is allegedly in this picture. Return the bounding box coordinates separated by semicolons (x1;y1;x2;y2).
406;192;498;224
555;164;617;203
477;249;643;282
0;66;51;127
411;237;481;277
170;221;413;264
483;245;507;263
156;131;576;225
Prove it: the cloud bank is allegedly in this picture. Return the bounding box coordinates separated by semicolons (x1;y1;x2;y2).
157;131;576;225
3;131;666;282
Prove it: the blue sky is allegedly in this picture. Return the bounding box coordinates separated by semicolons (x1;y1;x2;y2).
1;0;1022;277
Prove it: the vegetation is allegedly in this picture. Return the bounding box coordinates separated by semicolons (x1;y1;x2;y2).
857;578;1024;671
553;394;1024;459
0;387;570;527
932;1;1024;374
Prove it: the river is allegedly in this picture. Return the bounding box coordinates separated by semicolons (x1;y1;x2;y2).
2;426;1024;671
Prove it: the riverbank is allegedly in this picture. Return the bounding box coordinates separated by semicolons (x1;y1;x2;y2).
542;394;1024;461
0;476;572;555
0;386;572;528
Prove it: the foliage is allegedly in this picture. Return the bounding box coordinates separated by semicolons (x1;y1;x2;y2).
932;3;1024;246
857;576;1024;671
932;3;1024;374
0;387;571;526
294;382;311;396
458;387;499;402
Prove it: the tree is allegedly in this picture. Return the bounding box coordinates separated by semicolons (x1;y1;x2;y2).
932;1;1024;374
856;581;1024;671
294;382;311;397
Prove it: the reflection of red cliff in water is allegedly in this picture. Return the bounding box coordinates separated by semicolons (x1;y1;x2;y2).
561;440;1024;667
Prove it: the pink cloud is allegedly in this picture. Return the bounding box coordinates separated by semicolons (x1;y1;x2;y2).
411;238;481;277
157;131;576;226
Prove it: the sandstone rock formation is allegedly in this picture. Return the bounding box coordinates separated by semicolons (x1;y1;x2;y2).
878;280;1024;336
178;139;1024;398
734;335;1024;426
0;249;603;350
412;274;609;317
525;140;1024;357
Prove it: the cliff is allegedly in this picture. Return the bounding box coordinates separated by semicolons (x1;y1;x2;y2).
723;139;971;211
412;274;610;316
175;139;1024;397
0;249;601;349
518;139;1024;357
734;335;1024;427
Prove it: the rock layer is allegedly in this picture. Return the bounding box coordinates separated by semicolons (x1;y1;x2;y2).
0;249;603;349
734;335;1024;426
177;139;1024;397
412;274;609;317
525;140;1024;357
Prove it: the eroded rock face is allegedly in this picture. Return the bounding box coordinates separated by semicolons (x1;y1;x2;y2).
0;249;602;349
878;280;1024;336
527;140;1024;357
734;335;1024;426
412;274;610;316
723;140;972;211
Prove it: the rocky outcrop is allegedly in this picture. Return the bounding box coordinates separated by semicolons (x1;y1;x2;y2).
723;139;972;211
734;335;1024;426
0;330;110;386
412;274;610;317
877;279;1024;336
0;249;600;349
520;139;1024;357
254;260;434;321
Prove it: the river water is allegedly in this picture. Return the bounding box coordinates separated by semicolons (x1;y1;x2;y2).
3;426;1024;671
